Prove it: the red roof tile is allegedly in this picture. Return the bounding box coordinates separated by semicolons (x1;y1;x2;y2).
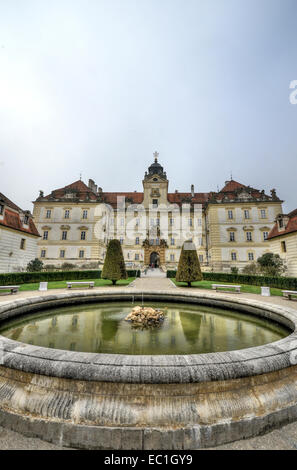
220;180;247;192
0;192;22;212
268;210;297;239
0;209;40;237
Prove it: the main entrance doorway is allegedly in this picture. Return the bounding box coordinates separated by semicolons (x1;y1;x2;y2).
150;252;160;268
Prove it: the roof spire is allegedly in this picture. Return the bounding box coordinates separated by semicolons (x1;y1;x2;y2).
80;172;82;181
230;171;233;180
153;151;159;163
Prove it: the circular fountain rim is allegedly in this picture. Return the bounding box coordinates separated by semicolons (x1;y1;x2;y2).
0;289;297;384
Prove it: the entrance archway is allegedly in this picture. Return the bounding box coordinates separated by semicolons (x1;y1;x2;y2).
150;252;160;268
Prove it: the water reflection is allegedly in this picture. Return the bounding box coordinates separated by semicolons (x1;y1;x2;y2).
0;302;290;355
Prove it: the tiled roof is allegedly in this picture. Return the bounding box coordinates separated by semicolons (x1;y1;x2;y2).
0;205;40;237
167;193;210;205
103;192;144;206
37;178;274;207
267;209;297;239
220;180;247;192
0;192;22;212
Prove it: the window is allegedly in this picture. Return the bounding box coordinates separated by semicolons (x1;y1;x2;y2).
120;218;124;226
199;255;203;263
248;252;254;261
43;231;48;240
231;252;237;261
60;250;65;258
152;199;158;207
281;241;287;253
171;238;175;246
120;237;124;245
41;250;46;258
135;237;139;245
228;210;233;220
170;254;175;262
260;209;266;219
244;210;250;219
229;232;235;242
62;231;67;240
20;239;26;250
64;210;70;219
46;209;51;219
189;218;193;227
0;204;4;215
246;231;252;241
81;231;86;240
170;218;174;226
135;254;139;261
82;210;88;219
79;250;84;258
23;215;29;224
199;237;203;246
198;218;202;226
263;231;269;241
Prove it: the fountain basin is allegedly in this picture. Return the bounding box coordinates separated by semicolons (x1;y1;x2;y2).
0;289;297;449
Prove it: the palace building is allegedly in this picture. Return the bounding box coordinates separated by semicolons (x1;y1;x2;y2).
32;153;284;272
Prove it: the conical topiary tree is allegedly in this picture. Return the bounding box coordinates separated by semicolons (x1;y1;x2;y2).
102;239;127;285
176;241;203;287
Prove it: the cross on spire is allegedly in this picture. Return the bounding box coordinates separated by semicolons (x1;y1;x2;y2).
153;151;159;162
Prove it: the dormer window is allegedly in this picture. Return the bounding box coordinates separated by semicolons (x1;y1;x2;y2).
279;219;283;228
23;215;29;225
0;204;4;215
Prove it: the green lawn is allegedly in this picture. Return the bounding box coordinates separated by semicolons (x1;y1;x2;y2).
17;277;135;291
171;279;283;296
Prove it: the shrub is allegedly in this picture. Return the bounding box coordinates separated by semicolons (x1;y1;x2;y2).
26;258;44;272
61;262;78;271
167;270;297;290
257;253;287;277
231;267;239;274
102;240;127;285
43;264;58;271
242;262;260;275
176;241;203;287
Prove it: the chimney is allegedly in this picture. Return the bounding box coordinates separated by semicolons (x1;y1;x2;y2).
191;184;194;197
88;179;98;193
98;187;103;194
175;189;179;193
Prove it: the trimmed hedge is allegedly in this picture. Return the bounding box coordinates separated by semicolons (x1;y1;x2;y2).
0;269;141;286
167;270;297;290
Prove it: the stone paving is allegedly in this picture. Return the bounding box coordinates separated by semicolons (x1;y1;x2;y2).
0;275;297;450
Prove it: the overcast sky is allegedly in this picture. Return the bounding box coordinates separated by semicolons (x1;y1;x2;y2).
0;0;296;213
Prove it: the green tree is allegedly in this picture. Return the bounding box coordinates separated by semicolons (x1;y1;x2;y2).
26;258;43;272
176;241;203;287
257;253;286;277
102;239;127;285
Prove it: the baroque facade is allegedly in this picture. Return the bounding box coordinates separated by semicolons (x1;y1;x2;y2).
32;154;284;272
0;193;40;273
